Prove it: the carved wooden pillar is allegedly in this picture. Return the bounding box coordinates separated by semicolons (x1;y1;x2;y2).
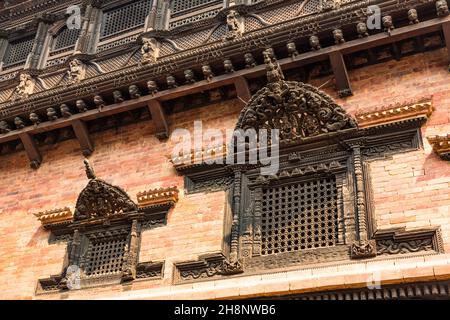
75;3;102;55
0;31;8;72
350;145;377;258
59;229;82;290
352;145;368;241
230;169;242;262
145;0;159;31
252;185;263;256
335;173;346;244
155;0;171;31
25;16;54;70
122;219;140;282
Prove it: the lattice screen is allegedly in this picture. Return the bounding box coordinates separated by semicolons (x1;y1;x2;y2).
261;177;338;255
301;0;321;14
85;238;127;276
53;27;80;52
3;37;34;67
171;0;221;15
100;0;152;39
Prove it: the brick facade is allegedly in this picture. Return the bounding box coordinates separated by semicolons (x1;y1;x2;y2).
0;48;449;300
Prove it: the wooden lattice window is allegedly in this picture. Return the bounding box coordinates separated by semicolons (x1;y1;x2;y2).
85;237;128;277
52;27;80;53
170;0;221;15
261;177;338;255
3;37;34;67
100;0;152;39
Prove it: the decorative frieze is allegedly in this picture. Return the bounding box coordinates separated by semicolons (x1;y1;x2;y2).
33;207;73;228
427;134;450;161
136;186;179;208
356;98;433;128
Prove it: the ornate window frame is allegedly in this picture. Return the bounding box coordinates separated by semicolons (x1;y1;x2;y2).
172;50;444;283
34;160;178;294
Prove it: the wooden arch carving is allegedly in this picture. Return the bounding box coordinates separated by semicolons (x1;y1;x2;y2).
235;49;357;143
74;160;137;221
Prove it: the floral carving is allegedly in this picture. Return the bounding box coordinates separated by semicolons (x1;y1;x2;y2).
235;50;357;142
74;160;137;221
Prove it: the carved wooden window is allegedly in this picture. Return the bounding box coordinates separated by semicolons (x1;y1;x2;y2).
170;0;221;15
52;27;80;53
261;177;338;255
2;37;34;67
100;0;152;39
34;160;178;293
172;50;444;283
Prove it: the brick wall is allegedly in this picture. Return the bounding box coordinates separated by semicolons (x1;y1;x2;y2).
0;48;448;299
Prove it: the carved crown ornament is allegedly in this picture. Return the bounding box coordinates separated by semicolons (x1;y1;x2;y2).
34;160;179;293
34;159;179;231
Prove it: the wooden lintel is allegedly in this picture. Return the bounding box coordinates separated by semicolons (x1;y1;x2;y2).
442;21;450;70
71;119;94;157
329;51;352;98
148;100;169;140
234;76;251;107
18;132;42;169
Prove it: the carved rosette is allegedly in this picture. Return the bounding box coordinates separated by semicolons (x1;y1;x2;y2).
350;240;377;259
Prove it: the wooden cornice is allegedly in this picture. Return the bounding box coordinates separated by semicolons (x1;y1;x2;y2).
136;186;179;209
427;134;450;161
34;207;73;228
0;1;447;117
169;144;228;171
356;98;434;128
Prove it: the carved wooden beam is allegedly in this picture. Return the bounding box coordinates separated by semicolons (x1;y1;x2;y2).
427;134;450;161
442;21;450;71
71;119;94;157
234;76;251;106
329;51;352;98
148;99;169;140
18;132;42;169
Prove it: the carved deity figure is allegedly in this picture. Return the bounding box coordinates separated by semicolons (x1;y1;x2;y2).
11;73;35;101
225;10;243;39
67;59;86;85
408;9;419;24
309;35;321;51
436;0;449;17
184;69;196;84
244;53;257;68
287;42;299;58
60;104;72;118
224;59;235;73
141;37;159;64
147;80;159;95
263;49;284;83
129;85;141;99
47;108;58;121
0;120;11;134
333;29;345;44
356;22;369;38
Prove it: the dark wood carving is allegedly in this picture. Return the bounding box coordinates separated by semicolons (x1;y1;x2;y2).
35;160;175;294
173;51;445;282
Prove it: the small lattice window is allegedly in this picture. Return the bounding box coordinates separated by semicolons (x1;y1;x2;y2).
301;0;321;14
171;0;220;15
261;177;338;255
2;37;34;67
85;238;127;276
52;27;80;52
100;0;152;39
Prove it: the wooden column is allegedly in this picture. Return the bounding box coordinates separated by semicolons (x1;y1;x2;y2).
148;99;169;140
329;51;353;97
234;76;251;107
19;132;42;169
442;21;450;71
72;119;94;157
